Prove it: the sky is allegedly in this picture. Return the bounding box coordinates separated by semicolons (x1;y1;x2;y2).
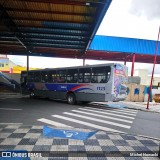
8;0;160;75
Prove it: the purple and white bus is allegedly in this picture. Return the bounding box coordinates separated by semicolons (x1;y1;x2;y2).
21;63;128;104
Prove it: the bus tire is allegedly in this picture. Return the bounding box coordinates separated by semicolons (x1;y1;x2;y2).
67;93;76;105
29;91;35;99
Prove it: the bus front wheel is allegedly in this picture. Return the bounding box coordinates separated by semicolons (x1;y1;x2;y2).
67;93;76;105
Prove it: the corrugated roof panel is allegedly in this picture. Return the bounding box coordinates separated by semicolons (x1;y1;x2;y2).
0;32;15;37
8;11;93;23
26;33;88;40
50;4;96;14
28;38;86;45
1;0;113;57
0;37;16;40
2;1;26;9
0;40;20;44
14;20;42;27
89;35;160;55
42;21;91;29
8;11;49;20
33;43;85;49
21;2;50;11
0;43;22;48
3;1;47;10
4;1;96;14
19;27;88;35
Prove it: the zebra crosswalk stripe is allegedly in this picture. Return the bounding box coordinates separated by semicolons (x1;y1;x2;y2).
84;107;137;116
63;112;131;129
37;118;73;128
96;106;137;113
71;110;133;123
78;108;135;119
0;123;23;125
0;108;22;111
52;115;123;133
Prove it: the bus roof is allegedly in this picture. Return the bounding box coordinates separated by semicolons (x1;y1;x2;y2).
21;63;123;73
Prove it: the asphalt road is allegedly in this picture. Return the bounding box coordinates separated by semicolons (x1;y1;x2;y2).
0;96;160;139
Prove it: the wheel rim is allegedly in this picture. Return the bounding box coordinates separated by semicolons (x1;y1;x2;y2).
30;92;34;97
68;96;73;103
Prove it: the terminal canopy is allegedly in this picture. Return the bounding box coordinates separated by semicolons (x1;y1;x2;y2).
0;0;112;58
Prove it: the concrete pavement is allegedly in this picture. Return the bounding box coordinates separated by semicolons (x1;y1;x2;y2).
0;124;159;160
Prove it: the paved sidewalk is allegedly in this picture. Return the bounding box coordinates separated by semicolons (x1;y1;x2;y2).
0;92;27;99
0;124;159;160
91;102;160;113
120;101;160;113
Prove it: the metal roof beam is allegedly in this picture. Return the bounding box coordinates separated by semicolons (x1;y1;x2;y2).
0;41;85;49
0;5;32;51
32;43;85;49
14;0;104;6
0;31;90;40
0;43;23;47
17;25;91;31
0;33;89;42
0;37;86;45
0;40;20;44
6;8;94;17
13;17;92;24
17;30;90;37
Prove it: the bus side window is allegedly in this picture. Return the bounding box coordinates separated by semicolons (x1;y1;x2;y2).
57;70;66;83
21;73;27;86
52;75;57;83
78;74;83;83
92;67;111;83
41;72;48;83
28;72;34;82
66;69;78;83
48;71;57;83
78;68;91;83
34;72;41;82
106;72;111;82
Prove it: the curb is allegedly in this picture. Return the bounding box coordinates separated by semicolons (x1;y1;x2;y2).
90;102;160;113
120;102;160;113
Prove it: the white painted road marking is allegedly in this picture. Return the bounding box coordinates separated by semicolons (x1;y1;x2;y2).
52;115;123;133
63;112;131;129
71;110;133;123
0;108;22;111
84;107;137;116
78;108;135;119
0;123;23;125
37;118;73;128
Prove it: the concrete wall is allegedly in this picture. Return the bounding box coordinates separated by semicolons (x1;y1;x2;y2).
128;76;141;84
126;83;160;102
3;73;20;83
126;84;145;102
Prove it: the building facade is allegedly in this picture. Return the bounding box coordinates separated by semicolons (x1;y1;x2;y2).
134;69;160;86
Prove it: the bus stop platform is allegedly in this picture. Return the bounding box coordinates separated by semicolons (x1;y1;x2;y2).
0;124;159;160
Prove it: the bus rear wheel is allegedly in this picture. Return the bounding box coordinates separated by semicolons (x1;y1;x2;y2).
30;91;35;98
67;93;76;105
